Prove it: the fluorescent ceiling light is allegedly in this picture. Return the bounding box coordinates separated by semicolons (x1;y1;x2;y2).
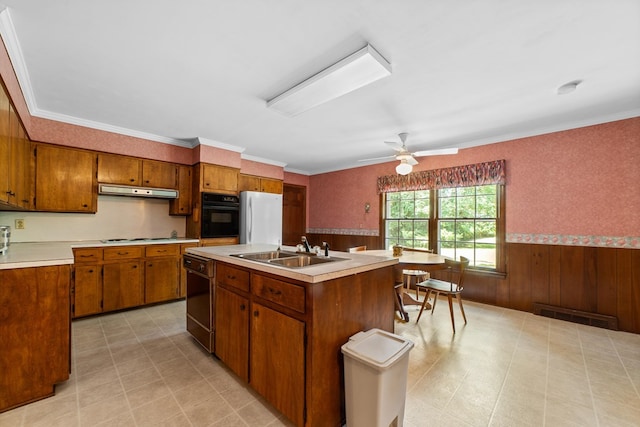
267;44;391;117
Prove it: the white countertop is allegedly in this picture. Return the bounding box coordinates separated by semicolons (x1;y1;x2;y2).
0;238;199;270
186;244;399;283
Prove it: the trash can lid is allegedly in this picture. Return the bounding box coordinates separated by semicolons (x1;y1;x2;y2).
341;328;414;370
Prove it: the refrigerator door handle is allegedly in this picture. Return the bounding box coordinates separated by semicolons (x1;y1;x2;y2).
247;197;252;243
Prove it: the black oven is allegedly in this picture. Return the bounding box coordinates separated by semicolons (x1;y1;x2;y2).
201;193;240;238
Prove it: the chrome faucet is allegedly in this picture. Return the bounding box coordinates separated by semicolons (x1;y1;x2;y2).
301;236;312;252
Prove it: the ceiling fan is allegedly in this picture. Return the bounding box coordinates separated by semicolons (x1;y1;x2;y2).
359;132;458;175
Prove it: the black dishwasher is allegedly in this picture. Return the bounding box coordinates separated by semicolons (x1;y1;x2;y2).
183;254;215;352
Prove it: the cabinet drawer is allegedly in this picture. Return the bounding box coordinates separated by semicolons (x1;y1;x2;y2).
217;263;250;292
103;246;143;260
252;275;305;314
73;248;103;263
145;244;180;257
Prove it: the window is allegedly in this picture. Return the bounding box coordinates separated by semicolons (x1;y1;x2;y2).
384;184;502;270
437;185;497;268
385;190;431;250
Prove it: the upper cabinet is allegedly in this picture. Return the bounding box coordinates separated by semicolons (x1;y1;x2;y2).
35;144;97;212
98;154;177;189
169;164;192;215
199;163;238;193
0;87;33;210
238;173;283;194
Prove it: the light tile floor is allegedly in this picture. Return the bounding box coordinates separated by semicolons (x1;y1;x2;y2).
1;299;639;426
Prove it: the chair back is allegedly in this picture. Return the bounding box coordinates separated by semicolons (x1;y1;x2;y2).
444;256;469;291
348;246;367;253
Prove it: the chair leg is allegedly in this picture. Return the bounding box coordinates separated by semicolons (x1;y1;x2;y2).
431;291;438;313
457;294;467;324
447;294;456;333
416;289;431;322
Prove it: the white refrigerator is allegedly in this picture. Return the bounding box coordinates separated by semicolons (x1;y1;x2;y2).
239;191;283;245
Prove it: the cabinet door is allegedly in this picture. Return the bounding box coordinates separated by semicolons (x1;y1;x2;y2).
238;174;260;192
35;144;97;212
142;159;177;189
73;265;102;317
10;117;33;209
215;286;249;382
201;164;238;192
0;89;10;205
98;153;141;185
145;257;180;304
250;303;305;427
260;178;283;194
103;261;143;311
169;165;192;215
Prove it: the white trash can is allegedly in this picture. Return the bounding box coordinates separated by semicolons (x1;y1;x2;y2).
341;328;414;427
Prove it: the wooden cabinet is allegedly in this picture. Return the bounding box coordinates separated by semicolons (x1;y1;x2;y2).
169;164;192;215
211;261;395;426
73;243;186;318
250;302;305;426
199;163;238;193
215;286;250;382
144;244;180;304
0;265;71;412
72;247;104;317
98;153;177;189
0;88;33;209
102;246;144;311
35;144;96;212
238;173;283;194
142;159;177;189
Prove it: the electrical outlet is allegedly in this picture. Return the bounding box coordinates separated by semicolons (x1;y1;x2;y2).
15;219;25;229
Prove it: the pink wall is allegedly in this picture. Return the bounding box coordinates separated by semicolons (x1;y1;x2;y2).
240;159;284;180
308;118;640;247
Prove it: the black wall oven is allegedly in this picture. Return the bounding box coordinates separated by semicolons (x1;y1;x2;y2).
201;193;240;238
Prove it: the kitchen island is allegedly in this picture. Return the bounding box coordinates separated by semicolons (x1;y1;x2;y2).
186;244;399;427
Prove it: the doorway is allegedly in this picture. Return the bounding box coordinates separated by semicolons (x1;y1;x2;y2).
282;184;306;246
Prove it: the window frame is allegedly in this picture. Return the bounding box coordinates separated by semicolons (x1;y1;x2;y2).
381;184;506;274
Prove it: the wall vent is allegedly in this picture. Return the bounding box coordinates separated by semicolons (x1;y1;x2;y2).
533;303;618;330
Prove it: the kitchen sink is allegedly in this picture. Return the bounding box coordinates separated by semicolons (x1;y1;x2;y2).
231;250;299;261
268;255;345;268
231;251;346;268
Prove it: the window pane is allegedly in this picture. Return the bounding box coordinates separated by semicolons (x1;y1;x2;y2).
439;196;456;218
455;220;474;242
477;195;496;218
414;220;428;241
456;196;475;218
438;220;455;243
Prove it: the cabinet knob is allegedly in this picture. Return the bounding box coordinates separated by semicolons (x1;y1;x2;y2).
240;304;246;311
253;310;259;317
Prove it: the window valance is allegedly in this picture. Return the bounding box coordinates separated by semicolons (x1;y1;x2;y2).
377;159;506;193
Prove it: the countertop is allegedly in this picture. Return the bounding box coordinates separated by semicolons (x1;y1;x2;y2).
0;238;199;270
186;244;399;283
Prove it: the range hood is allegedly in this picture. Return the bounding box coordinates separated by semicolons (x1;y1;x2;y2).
98;184;179;199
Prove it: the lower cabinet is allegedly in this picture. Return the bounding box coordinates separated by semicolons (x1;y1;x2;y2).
103;260;144;311
0;265;71;412
250;302;305;427
214;286;249;381
72;243;185;318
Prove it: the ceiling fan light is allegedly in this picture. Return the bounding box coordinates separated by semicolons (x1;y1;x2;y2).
396;160;413;175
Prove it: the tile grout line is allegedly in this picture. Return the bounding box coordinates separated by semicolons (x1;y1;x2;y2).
578;326;601;427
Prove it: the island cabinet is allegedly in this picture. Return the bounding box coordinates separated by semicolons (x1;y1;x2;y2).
0;264;71;412
213;260;395;427
34;143;97;212
97;153;177;189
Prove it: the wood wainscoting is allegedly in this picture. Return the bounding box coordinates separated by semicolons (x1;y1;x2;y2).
308;234;640;334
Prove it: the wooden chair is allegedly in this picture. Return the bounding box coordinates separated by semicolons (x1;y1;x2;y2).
400;247;432;300
415;256;469;333
348;246;367;253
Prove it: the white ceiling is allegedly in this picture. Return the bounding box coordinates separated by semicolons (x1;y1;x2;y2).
1;1;639;175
